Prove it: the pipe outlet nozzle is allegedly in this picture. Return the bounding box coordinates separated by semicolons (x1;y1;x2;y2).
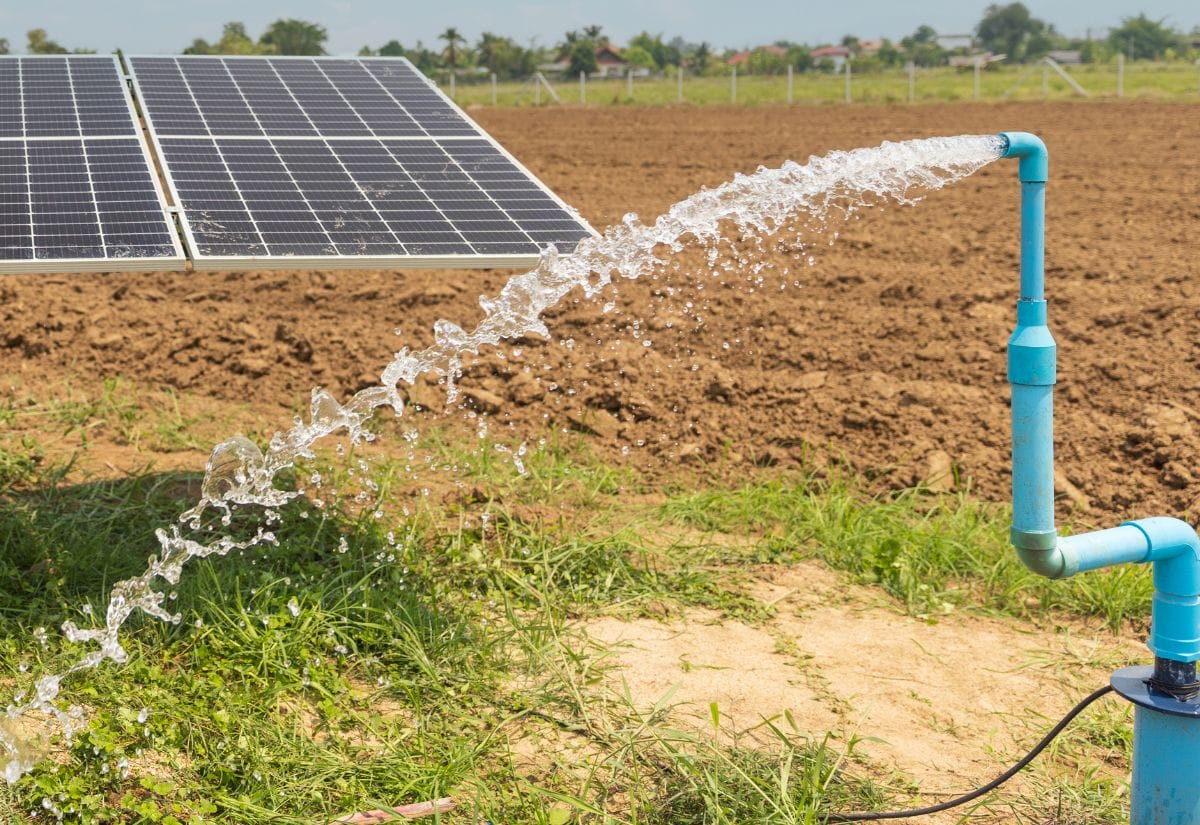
998;132;1048;182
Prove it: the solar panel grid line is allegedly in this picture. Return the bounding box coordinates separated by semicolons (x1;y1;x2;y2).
0;55;183;272
259;60;413;254
391;139;540;251
134;60;267;260
370;140;486;253
212;61;342;255
100;56;186;264
287;59;378;138
63;59;109;254
126;54;596;269
17;59;33;253
355;61;436;139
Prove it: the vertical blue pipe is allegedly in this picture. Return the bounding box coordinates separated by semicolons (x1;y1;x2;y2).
1132;706;1200;824
998;133;1200;825
1000;133;1058;562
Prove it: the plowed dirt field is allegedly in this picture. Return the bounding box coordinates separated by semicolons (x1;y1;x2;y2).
2;102;1198;522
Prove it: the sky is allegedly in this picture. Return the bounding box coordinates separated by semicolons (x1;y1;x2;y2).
0;1;1196;56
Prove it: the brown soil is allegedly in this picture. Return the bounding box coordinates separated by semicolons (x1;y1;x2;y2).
2;102;1199;523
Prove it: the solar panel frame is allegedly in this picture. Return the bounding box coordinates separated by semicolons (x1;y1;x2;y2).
0;55;185;274
127;55;596;271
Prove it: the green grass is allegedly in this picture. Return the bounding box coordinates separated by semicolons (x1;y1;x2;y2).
0;414;1140;822
661;475;1152;631
444;61;1200;107
0;377;259;458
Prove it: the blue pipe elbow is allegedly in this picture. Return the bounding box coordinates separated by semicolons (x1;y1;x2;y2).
998;131;1048;182
1133;518;1200;662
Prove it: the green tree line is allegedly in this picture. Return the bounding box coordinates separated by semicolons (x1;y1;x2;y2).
0;5;1195;77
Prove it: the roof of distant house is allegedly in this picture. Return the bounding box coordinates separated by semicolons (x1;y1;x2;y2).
810;46;851;58
595;44;624;64
545;41;628;69
727;44;788;66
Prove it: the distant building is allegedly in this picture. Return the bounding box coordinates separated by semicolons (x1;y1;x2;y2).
1047;50;1083;64
857;39;883;55
937;33;975;50
541;42;631;78
810;45;851;70
948;52;1006;68
594;44;630;77
727;44;788;67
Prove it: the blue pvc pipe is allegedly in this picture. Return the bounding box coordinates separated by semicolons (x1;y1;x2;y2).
1132;705;1200;824
997;132;1200;824
1000;133;1057;564
997;131;1200;662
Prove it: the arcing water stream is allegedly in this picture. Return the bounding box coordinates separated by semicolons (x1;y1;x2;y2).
0;134;1005;782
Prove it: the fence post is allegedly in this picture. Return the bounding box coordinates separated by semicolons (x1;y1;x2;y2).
1117;53;1125;97
787;64;793;104
1042;62;1049;97
449;71;456;100
490;72;497;106
534;74;541;105
627;67;633;99
844;60;851;104
677;64;684;102
973;60;981;99
907;61;915;103
731;66;737;103
580;70;586;104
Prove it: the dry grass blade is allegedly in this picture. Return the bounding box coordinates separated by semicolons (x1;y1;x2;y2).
332;797;457;823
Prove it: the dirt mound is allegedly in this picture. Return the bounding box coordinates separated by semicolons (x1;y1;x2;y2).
1;102;1198;523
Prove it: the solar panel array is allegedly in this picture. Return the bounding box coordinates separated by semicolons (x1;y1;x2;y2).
128;56;595;269
0;56;183;272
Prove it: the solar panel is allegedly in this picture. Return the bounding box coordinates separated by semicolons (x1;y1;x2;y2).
0;56;184;273
127;56;595;270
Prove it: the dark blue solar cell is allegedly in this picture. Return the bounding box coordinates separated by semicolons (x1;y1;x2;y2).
131;57;593;263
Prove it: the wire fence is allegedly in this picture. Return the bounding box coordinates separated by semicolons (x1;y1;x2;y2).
436;60;1200;107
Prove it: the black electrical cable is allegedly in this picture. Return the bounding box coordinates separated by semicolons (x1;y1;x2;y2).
824;683;1115;822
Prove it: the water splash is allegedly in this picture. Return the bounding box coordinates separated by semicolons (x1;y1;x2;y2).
0;134;1004;780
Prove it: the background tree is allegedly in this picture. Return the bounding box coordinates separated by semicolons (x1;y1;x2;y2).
785;44;815;72
628;31;681;69
1108;14;1180;60
567;38;598;76
745;48;787;75
27;29;68;54
183;22;262;55
0;39;8;56
475;32;536;80
900;24;947;67
439;27;466;68
976;3;1053;62
622;45;657;71
260;19;327;55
